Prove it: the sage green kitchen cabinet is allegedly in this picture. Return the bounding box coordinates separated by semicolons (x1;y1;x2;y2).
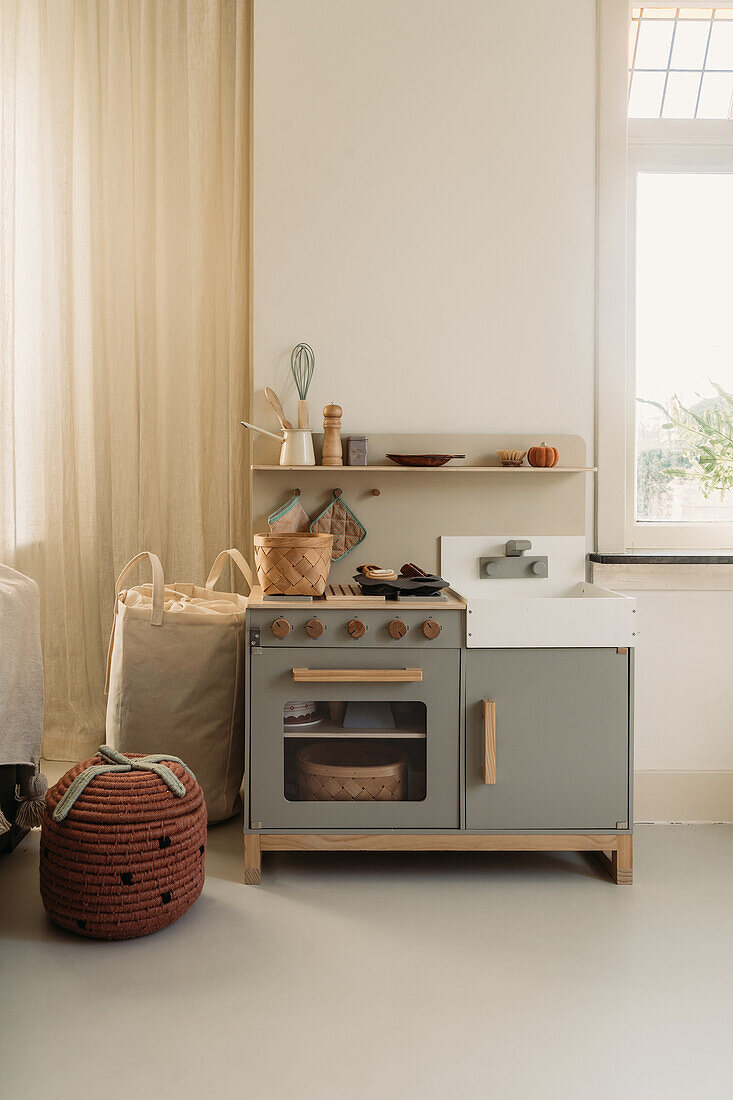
465;649;630;831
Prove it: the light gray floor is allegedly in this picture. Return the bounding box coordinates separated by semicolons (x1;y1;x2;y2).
2;822;733;1100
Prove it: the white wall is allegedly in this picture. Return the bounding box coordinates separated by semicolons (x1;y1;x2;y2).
634;592;733;770
254;0;597;440
632;590;733;821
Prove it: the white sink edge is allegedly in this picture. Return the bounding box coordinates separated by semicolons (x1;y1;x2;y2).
454;582;634;604
460;584;637;649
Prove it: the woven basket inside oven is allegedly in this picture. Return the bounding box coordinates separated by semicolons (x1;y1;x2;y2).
40;748;207;940
254;532;333;597
297;742;407;802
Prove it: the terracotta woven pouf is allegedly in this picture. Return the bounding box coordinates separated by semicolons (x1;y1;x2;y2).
40;747;207;940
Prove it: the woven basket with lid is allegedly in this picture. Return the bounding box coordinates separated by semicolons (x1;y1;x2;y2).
40;748;206;940
297;741;407;801
254;532;333;596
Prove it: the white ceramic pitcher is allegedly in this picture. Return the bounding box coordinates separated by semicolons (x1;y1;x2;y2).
241;421;316;466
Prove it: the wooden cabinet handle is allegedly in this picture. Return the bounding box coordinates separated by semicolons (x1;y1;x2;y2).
482;699;496;784
292;668;422;683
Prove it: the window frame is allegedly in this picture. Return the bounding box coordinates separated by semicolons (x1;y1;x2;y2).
595;0;733;555
626;121;733;549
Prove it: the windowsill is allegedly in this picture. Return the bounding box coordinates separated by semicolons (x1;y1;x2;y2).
589;554;733;591
590;554;733;565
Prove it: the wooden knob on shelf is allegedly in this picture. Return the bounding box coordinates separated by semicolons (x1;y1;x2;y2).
347;619;367;639
387;619;407;639
305;618;325;638
421;619;442;640
271;618;292;639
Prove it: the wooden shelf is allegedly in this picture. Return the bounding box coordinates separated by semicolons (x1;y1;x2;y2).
252;465;597;473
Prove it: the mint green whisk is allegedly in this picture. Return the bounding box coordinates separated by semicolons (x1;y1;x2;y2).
291;342;315;429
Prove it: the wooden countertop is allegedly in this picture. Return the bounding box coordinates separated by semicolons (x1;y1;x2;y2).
246;586;466;611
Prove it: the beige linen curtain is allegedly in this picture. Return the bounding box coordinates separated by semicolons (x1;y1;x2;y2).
0;0;251;760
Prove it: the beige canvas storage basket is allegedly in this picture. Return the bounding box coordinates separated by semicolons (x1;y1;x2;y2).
253;532;333;596
105;549;251;822
296;742;407;801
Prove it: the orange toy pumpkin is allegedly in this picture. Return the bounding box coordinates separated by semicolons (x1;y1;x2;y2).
527;442;559;468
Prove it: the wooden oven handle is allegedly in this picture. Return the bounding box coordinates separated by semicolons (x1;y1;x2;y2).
292;668;423;683
482;699;496;784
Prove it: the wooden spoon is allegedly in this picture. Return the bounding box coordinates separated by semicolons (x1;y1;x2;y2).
265;387;292;430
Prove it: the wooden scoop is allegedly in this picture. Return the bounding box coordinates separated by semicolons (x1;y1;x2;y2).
265;387;292;431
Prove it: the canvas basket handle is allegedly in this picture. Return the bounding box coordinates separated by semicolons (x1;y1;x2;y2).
105;551;165;695
114;551;166;625
205;548;253;593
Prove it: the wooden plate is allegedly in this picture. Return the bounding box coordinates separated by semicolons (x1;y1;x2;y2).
386;453;465;467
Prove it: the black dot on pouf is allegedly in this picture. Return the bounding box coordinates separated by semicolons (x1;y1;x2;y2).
199;845;205;855
159;836;171;849
161;891;172;905
77;919;87;930
43;847;49;859
120;872;133;885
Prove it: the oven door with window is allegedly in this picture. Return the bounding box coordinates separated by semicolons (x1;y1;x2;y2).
249;647;459;830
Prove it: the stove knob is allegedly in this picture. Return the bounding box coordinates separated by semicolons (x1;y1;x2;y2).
347;618;367;639
305;618;325;639
387;619;408;639
271;618;291;639
421;619;442;640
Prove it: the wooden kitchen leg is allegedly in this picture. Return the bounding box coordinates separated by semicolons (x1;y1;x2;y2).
244;833;262;886
595;835;633;885
613;834;633;885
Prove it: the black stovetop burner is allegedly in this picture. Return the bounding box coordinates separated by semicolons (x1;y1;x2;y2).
353;573;449;598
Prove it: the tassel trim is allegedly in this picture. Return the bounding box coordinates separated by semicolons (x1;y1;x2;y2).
14;785;47;829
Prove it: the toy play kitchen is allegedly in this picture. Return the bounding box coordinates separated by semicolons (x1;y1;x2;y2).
243;432;635;887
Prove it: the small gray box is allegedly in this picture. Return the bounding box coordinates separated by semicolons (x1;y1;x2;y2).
346;435;368;465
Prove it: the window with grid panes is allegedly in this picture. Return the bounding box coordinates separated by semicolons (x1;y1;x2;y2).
627;7;733;547
629;7;733;118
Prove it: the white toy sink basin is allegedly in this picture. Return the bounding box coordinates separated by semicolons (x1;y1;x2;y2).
463;582;636;648
441;535;636;648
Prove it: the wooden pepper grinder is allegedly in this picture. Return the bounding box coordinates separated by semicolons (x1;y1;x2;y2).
321;404;343;466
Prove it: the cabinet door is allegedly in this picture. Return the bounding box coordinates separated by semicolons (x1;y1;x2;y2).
466;649;630;831
250;647;460;830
